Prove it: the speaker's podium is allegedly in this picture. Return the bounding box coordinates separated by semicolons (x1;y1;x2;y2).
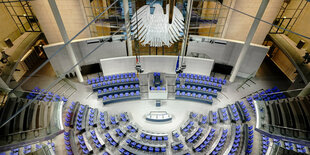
148;72;168;99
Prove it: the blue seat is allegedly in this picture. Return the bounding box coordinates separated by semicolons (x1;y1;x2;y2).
148;147;154;152
142;146;148;151
146;135;151;140
161;147;166;152
173;145;178;150
136;144;142;149
151;136;156;141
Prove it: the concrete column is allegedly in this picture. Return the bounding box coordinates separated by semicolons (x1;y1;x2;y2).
221;0;236;38
123;0;133;56
180;0;194;58
229;0;269;82
48;0;84;82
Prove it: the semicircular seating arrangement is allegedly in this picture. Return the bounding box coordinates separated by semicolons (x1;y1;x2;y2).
4;70;310;155
59;93;273;155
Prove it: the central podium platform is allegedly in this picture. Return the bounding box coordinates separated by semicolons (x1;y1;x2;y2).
146;111;172;122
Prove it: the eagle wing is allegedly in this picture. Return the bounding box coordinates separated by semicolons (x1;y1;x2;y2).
131;5;151;42
168;5;184;45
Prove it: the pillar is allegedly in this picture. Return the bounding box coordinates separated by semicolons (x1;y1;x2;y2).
123;0;133;56
229;0;269;82
180;0;194;59
48;0;84;82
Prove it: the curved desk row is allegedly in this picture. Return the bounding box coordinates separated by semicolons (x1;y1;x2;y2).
175;91;213;104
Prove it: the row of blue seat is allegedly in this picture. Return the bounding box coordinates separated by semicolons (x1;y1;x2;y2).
220;108;229;122
261;135;269;155
120;113;129;122
181;79;222;91
92;78;139;90
77;135;90;154
22;145;31;154
100;84;139;92
171;142;184;151
194;128;216;152
229;104;240;122
102;91;140;105
90;130;104;149
105;133;118;147
172;131;180;138
246;126;254;154
47;142;55;152
176;84;218;97
199;115;208;125
64;131;73;155
126;125;138;133
10;148;19;155
100;112;109;130
26;87;68;103
211;112;218;125
187;128;203;143
98;84;139;96
246;87;286;112
181;121;194;133
150;86;166;90
65;102;77;127
119;148;134;155
154;72;161;76
284;141;294;150
87;72;136;85
110;116;119;125
295;143;307;153
211;129;228;154
76;105;86;131
9;143;49;155
176;91;213;104
103;91;140;101
115;128;126;137
238;102;251;122
140;133;168;141
88;109;96;126
273;138;280;146
125;138;166;153
282;141;307;153
177;73;227;85
229;125;241;155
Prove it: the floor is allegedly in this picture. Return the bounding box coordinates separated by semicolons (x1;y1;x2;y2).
18;58;292;154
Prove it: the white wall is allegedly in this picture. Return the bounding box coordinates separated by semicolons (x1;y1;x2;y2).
100;56;214;76
224;0;283;44
188;35;269;78
44;35;268;78
30;0;91;44
43;35;126;75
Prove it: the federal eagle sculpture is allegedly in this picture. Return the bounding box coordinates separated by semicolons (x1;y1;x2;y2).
131;4;184;47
